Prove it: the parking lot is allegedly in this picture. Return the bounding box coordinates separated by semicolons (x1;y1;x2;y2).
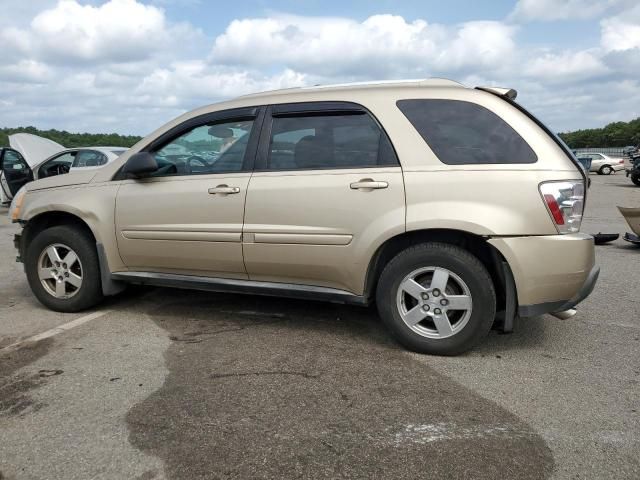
0;173;638;479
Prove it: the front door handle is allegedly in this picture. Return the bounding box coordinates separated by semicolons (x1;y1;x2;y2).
208;185;240;195
350;179;389;190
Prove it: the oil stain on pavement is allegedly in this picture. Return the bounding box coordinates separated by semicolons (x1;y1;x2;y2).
0;339;54;418
127;289;554;479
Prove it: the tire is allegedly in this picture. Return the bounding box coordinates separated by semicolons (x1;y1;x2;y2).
25;225;104;312
599;165;613;175
631;174;640;186
376;242;496;356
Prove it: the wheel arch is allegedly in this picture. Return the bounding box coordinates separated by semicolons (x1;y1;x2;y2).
363;228;515;325
22;211;97;250
20;210;124;296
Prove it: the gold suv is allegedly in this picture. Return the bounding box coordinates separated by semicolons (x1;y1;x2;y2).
10;79;598;355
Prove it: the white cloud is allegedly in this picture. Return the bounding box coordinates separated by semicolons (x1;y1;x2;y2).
523;50;608;81
509;0;627;22
601;4;640;51
1;0;201;64
0;60;53;83
212;15;515;77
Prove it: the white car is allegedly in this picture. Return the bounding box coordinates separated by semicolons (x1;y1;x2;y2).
580;152;626;175
1;133;127;204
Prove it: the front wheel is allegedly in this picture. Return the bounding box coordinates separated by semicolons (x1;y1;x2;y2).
631;173;640;186
376;242;496;356
25;225;104;312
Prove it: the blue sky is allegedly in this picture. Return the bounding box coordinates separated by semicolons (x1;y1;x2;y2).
1;0;639;135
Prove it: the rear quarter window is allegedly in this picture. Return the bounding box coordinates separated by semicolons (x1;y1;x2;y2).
397;99;537;165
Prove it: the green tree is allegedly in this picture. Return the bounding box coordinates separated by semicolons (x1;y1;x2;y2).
0;126;141;149
559;117;640;148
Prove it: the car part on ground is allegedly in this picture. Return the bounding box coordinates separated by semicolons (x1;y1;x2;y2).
592;233;620;245
11;79;597;355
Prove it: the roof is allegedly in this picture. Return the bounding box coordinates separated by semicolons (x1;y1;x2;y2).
238;78;466;100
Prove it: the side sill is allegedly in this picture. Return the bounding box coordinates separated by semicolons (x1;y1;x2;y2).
111;271;370;306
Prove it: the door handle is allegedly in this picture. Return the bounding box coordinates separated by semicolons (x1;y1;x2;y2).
208;185;240;195
350;179;388;190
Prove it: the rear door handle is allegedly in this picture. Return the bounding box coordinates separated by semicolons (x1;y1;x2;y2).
208;185;240;195
350;179;389;190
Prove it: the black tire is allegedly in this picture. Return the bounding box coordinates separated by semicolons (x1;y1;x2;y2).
25;225;104;312
631;174;640;186
376;242;496;356
599;165;613;175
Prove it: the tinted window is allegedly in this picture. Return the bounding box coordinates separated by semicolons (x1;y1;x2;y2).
152;119;254;176
397;99;537;165
268;113;397;170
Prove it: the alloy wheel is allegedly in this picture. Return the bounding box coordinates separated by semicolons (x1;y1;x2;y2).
396;266;473;339
37;243;83;299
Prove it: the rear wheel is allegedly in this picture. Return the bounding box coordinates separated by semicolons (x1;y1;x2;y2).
376;242;496;355
599;165;613;175
25;225;104;312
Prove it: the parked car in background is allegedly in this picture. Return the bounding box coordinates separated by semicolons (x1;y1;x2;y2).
10;79;597;355
579;152;625;175
1;133;126;204
626;154;640;186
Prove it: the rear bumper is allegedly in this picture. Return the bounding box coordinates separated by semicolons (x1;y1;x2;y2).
518;265;599;317
488;233;597;316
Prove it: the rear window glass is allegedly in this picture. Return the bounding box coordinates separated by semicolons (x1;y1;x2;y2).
397;99;537;165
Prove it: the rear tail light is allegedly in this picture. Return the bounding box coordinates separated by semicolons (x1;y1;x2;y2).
539;181;584;234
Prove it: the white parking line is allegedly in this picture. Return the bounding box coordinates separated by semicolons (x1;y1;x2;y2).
1;310;110;353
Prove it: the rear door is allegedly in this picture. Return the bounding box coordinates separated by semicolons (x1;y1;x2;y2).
242;102;405;294
0;149;32;198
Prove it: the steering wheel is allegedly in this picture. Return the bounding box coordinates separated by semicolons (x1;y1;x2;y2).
50;163;70;176
186;155;211;173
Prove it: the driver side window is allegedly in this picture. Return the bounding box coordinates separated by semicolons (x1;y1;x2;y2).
37;152;76;178
152;119;255;176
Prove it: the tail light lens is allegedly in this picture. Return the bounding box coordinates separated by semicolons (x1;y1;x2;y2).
539;181;584;234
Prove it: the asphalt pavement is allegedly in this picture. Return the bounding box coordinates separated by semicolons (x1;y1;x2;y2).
0;172;638;479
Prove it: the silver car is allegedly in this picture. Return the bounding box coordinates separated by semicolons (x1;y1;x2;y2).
581;152;626;175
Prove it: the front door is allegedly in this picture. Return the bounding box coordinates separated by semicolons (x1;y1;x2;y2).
0;149;32;199
242;102;406;294
115;108;262;278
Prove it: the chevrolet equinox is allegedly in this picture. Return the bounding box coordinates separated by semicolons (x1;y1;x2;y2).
10;79;599;355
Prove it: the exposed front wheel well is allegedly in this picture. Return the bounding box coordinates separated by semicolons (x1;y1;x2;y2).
21;212;96;256
364;229;513;322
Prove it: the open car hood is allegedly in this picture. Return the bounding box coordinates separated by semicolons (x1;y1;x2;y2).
9;133;65;168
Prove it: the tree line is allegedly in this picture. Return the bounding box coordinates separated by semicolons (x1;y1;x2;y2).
558;117;640;148
0;126;142;149
2;117;640;150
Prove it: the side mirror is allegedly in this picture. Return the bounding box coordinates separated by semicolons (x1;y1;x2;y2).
122;152;158;177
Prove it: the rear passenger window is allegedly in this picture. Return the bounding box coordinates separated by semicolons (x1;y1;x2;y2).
397;99;537;165
268;113;397;170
